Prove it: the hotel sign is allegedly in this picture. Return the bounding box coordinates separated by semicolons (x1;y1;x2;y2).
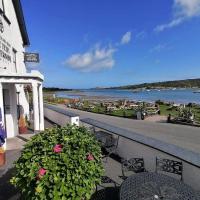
0;35;11;63
24;53;40;63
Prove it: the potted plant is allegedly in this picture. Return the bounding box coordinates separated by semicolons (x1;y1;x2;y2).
11;125;104;199
0;146;5;166
0;108;6;166
18;114;27;134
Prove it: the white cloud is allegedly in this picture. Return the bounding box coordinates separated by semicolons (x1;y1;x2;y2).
64;31;131;72
150;44;167;53
64;45;116;72
121;31;132;45
155;0;200;32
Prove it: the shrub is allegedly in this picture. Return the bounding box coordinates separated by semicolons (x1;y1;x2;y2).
11;125;104;200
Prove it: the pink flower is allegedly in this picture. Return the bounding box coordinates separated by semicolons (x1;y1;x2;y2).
53;144;63;153
37;168;47;179
87;153;94;161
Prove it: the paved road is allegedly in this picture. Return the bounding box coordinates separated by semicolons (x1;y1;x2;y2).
57;104;200;154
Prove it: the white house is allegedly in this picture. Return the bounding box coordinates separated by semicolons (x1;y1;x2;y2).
0;0;44;145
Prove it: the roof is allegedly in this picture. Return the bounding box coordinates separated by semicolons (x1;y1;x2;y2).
12;0;30;46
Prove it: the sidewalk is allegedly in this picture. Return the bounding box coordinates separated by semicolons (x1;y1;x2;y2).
0;119;55;199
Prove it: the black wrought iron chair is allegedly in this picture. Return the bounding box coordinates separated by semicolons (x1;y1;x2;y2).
120;158;146;180
196;191;200;199
88;126;96;135
156;157;183;181
102;135;119;163
91;187;120;200
96;175;118;193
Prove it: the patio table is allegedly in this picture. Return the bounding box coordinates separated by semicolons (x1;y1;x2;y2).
120;172;199;200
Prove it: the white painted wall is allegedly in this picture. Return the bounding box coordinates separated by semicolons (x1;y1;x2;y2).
44;107;79;126
0;0;27;139
0;1;44;138
15;84;29;119
3;84;18;138
0;0;27;74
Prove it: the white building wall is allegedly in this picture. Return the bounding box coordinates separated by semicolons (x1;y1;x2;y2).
0;0;26;74
0;0;44;138
0;0;33;138
15;84;29;119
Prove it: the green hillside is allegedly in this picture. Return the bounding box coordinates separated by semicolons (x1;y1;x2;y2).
110;79;200;90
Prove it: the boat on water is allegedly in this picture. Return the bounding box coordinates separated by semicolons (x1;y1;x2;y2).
193;90;200;93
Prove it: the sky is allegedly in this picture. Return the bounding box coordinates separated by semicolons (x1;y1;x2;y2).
22;0;200;89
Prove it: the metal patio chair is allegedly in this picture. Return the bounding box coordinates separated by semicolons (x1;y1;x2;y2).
92;187;120;200
102;134;119;162
96;175;118;193
156;157;183;181
120;158;146;180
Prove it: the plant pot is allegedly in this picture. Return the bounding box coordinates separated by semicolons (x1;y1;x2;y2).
0;151;5;166
19;126;28;134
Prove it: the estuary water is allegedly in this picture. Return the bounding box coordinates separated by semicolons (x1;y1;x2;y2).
56;88;200;104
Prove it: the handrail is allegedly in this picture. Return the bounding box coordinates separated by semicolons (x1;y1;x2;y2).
81;118;200;168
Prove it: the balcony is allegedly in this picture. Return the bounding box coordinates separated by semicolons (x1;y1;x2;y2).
1;104;200;199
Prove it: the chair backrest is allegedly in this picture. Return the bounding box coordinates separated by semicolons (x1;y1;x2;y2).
156;157;183;180
122;158;145;175
88;126;95;134
104;135;119;148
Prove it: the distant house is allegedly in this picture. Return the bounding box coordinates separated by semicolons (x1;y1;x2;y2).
0;0;44;146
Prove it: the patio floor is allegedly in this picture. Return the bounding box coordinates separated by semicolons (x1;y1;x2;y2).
0;121;126;200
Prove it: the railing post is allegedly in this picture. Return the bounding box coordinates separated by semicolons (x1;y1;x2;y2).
70;116;79;126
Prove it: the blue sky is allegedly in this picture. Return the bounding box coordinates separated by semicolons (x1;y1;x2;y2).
22;0;200;88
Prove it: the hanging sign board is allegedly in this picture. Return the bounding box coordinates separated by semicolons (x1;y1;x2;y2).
24;53;39;63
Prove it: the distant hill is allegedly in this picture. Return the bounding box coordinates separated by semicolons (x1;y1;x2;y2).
43;87;72;92
108;78;200;90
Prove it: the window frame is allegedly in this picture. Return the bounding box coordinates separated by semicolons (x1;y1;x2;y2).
12;48;17;72
0;0;11;25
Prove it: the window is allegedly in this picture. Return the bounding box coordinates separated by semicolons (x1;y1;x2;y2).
0;0;10;24
0;0;3;12
12;48;17;72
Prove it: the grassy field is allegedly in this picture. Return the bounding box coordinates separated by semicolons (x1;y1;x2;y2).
159;104;200;123
88;106;136;118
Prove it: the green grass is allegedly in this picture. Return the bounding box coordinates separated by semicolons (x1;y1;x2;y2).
191;105;200;123
159;104;200;123
91;106;106;114
111;109;136;118
159;104;178;117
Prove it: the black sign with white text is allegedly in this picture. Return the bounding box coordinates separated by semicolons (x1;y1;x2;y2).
24;53;40;63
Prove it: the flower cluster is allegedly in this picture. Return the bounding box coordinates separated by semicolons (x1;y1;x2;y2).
87;153;94;161
37;168;47;180
37;144;63;179
53;144;63;153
